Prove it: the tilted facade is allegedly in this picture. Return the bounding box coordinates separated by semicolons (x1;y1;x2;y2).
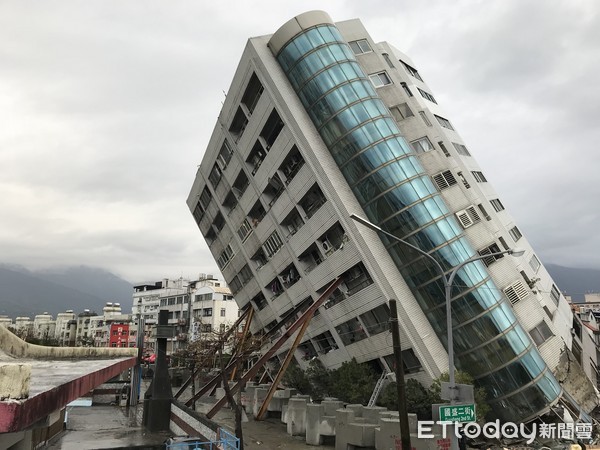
187;11;595;422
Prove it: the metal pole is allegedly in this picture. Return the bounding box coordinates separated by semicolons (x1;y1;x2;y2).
351;213;521;442
389;299;411;450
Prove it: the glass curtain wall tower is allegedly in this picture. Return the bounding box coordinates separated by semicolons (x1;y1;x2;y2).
268;12;559;422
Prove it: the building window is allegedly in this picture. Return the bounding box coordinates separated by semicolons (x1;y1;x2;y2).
260;109;284;150
299;184;327;219
400;82;413;97
478;243;504;267
417;87;437;104
208;163;222;188
343;263;374;296
530;321;553;346
455;205;481;229
349;39;372;54
264;231;283;258
251;292;268;310
490;199;505;212
452;142;471;156
335;317;367;346
382;53;395;68
434;114;454;130
419;111;432;126
471;171;488;183
232;171;249;198
390;103;413;122
509;226;523;242
359;304;390;336
237;264;253;287
203;308;213;317
280;145;305;185
400;61;423;81
241;72;264;115
438;141;450;157
247;140;267;175
313;331;337;354
384;349;422;374
229;106;248;142
217;244;235;269
369;72;392;88
217;139;233;169
529;255;541;273
237;219;253;242
199;187;212;209
550;284;560;306
220;308;226;317
201;324;212;333
192;202;204;226
477;203;491;221
433;170;458;190
411;136;434;154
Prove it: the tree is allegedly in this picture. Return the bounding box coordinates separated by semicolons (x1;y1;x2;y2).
378;378;436;420
305;359;333;402
282;362;312;395
429;371;491;422
329;358;377;405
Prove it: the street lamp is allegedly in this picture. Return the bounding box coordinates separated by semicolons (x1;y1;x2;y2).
350;214;524;430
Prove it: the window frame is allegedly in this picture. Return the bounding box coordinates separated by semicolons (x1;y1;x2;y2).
349;39;372;55
369;71;392;88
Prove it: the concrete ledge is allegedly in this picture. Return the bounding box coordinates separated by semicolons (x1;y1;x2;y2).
0;356;136;433
0;364;31;399
0;325;137;359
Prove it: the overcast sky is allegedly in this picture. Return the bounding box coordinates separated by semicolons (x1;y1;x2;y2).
1;1;599;283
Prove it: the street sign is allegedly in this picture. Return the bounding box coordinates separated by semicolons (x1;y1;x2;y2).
440;382;474;402
438;403;476;423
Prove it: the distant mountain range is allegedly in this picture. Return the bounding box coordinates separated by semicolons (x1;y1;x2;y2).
0;264;133;319
545;263;600;302
0;262;597;320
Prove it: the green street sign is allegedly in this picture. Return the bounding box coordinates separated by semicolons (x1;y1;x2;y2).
439;404;476;423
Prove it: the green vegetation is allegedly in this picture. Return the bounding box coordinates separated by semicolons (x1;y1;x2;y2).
284;362;490;422
283;358;377;404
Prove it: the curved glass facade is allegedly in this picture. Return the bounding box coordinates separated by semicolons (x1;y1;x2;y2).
273;22;561;421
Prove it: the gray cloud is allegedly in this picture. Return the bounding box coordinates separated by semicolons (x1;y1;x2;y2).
1;0;599;283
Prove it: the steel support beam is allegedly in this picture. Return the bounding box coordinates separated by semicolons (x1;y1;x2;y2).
255;312;313;420
206;277;342;418
175;308;250;399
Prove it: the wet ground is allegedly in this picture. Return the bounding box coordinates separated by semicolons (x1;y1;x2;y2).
46;404;168;449
46;381;332;449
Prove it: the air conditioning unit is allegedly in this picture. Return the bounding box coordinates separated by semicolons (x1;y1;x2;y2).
322;240;332;252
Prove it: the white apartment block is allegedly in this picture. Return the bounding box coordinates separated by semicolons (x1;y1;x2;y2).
132;276;239;354
54;310;76;346
187;11;596;422
32;313;55;340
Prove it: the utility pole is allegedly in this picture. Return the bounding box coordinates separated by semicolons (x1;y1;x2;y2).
389;299;411;450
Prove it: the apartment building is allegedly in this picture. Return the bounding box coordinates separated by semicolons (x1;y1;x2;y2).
187;11;594;422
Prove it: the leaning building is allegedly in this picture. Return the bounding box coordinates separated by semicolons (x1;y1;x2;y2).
187;11;596;422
